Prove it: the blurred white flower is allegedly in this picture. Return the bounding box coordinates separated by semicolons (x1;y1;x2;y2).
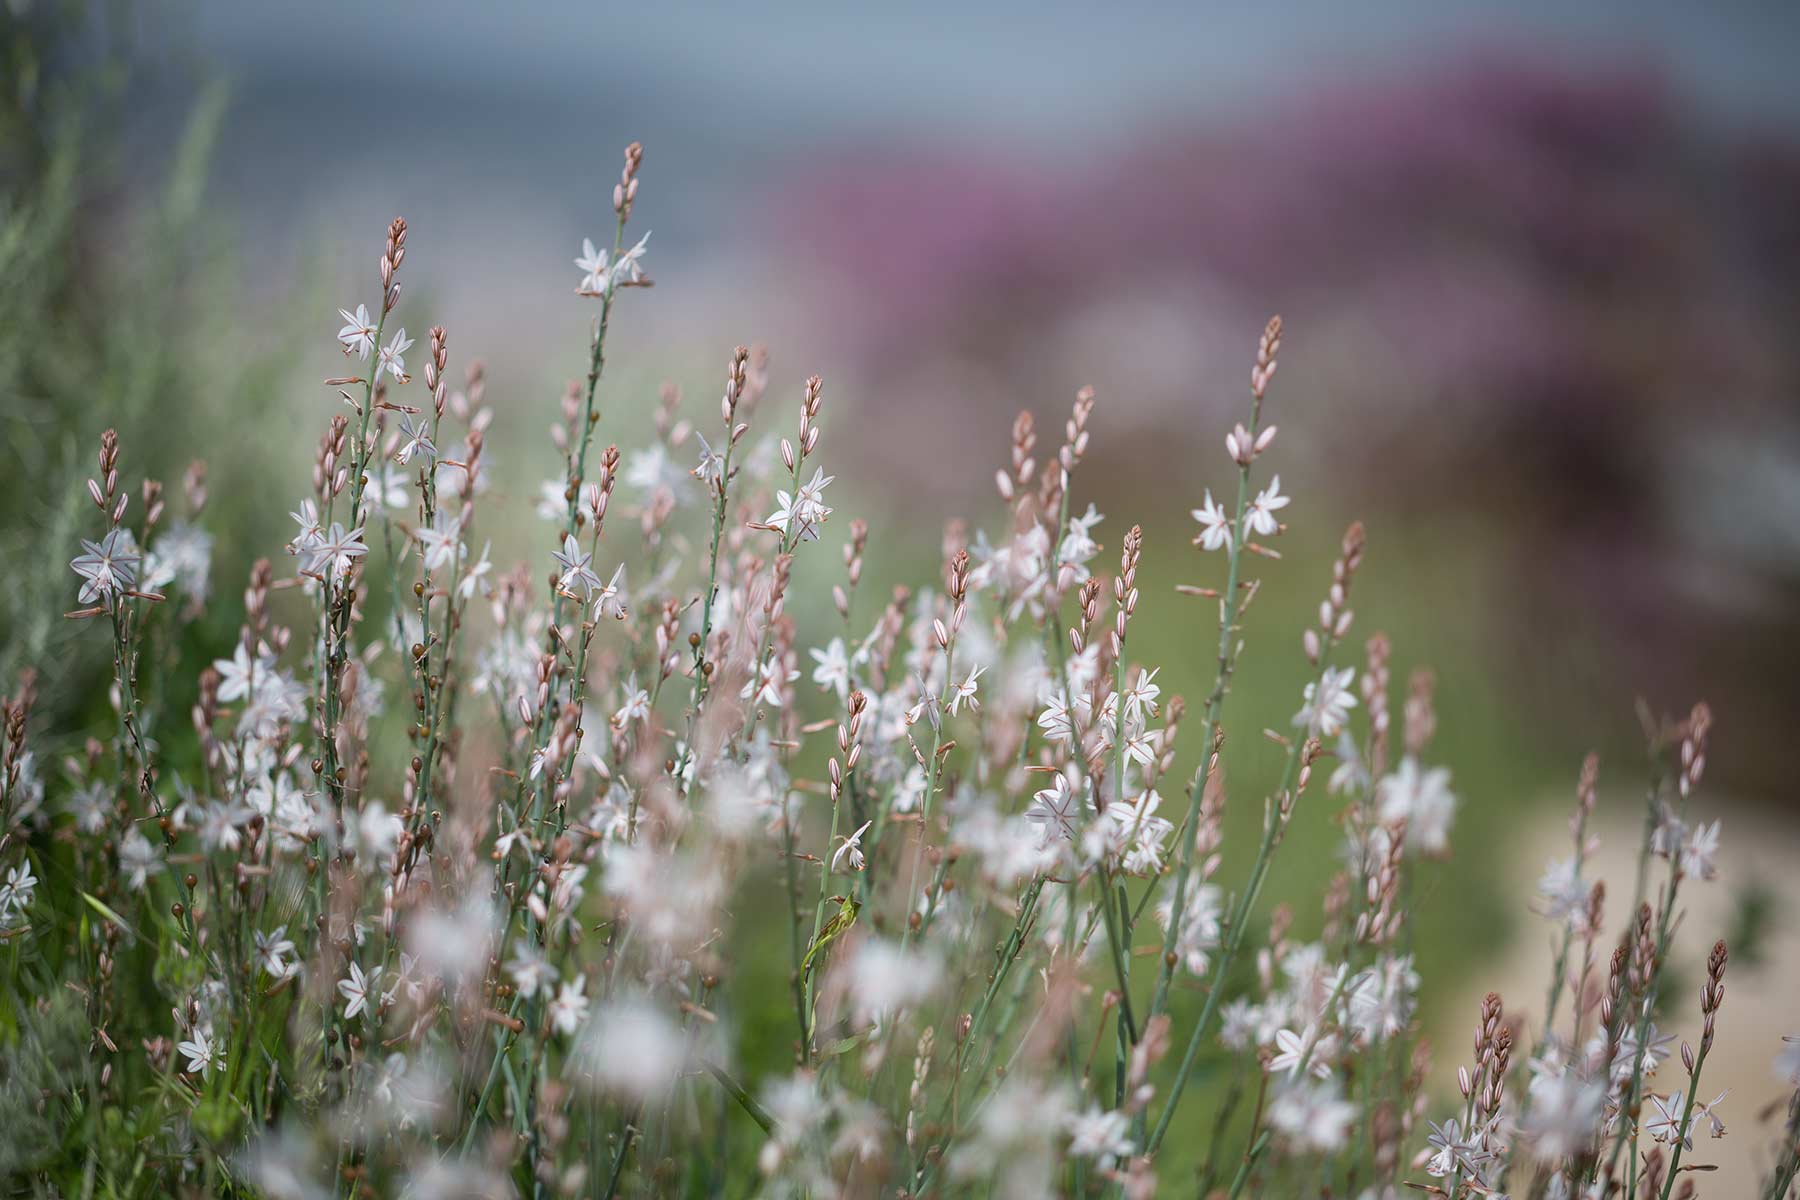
1294;666;1357;738
576;996;687;1102
574;237;610;294
1375;757;1457;855
1268;1078;1355;1152
1065;1104;1133;1166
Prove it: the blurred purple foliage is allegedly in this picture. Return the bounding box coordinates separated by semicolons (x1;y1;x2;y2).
767;47;1800;792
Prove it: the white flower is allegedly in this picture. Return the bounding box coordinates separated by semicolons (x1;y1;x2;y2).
65;784;109;835
357;802;402;863
303;522;369;578
1267;1078;1356;1152
507;948;557;998
379;327;413;383
576;996;687;1101
289;499;323;550
415;510;461;572
214;642;275;704
1246;474;1290;537
118;829;163;889
1191;489;1233;552
550;976;590;1036
1294;666;1358;738
612;677;651;730
255;926;298;979
1536;856;1588;925
741;655;798;709
337;961;381;1021
592;563;628;620
0;861;38;923
458;541;494;600
198;800;253;853
1374;757;1457;855
1649;803;1687;860
810;638;851;702
1122;666;1161;724
1036;690;1079;748
624;443;685;497
552;533;601;599
1519;1067;1605;1159
1026;772;1080;843
831;819;872;873
1065;1104;1133;1166
690;431;725;485
177;1026;224;1078
1155;883;1222;976
1679;819;1721;881
1107;789;1175;875
575;238;610;294
1776;1035;1800;1088
1270;1025;1335;1080
766;468;834;543
1346;955;1418;1041
144;521;212;599
1424;1116;1490;1178
537;479;570;521
336;303;376;358
846;939;942;1023
70;529;140;604
611;231;650;285
1058;503;1104;576
947;665;984;716
394;411;436;465
1644;1091;1692;1150
1692;1089;1728;1138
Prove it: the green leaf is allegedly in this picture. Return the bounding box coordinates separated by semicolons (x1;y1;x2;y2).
78;891;139;940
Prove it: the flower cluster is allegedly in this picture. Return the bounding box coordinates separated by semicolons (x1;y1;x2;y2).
2;139;1792;1200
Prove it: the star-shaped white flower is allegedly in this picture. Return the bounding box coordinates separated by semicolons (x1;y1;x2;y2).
550;976;590;1035
415;510;461;572
592;564;628;620
336;303;376;359
552;533;601;599
303;523;369;578
1246;474;1290;537
611;231;651;285
766;467;834;542
946;665;985;717
177;1026;224;1078
1191;489;1233;552
337;960;381;1021
379;327;414;383
831;819;872;872
575;238;610;295
458;541;494;600
394;411;436;465
70;528;141;604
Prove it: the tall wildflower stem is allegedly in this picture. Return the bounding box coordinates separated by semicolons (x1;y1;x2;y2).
517;145;639;825
1148;318;1280;1028
897;547;969;961
689;348;748;718
1147;459;1251;1024
1147;648;1334;1155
